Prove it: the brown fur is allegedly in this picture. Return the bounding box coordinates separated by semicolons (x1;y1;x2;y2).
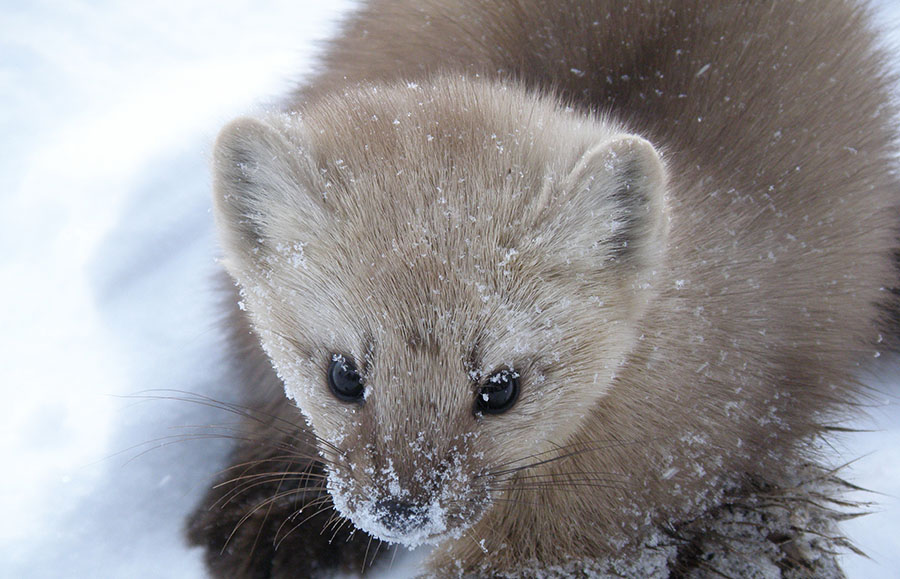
189;0;900;576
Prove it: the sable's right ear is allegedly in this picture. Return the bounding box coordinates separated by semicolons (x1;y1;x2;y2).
212;116;326;274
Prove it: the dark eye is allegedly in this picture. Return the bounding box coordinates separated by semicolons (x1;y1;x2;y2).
328;355;365;402
475;369;520;415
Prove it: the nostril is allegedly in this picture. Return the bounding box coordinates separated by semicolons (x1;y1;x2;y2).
376;499;415;518
375;499;426;532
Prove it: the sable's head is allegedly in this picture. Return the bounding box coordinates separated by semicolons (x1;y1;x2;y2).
210;78;668;546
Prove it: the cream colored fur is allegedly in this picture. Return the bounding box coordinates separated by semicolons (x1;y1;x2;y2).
203;0;899;576
214;84;671;549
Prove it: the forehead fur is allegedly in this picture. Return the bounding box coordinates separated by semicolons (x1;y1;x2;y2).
293;80;621;238
213;76;668;446
260;78;633;314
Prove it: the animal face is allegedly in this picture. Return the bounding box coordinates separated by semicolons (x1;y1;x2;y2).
211;78;668;545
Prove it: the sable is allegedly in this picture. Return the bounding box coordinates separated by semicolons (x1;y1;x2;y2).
189;1;900;576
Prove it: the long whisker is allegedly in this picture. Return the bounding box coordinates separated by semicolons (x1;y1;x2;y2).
223;484;317;552
274;499;342;549
388;543;400;571
273;495;335;549
488;438;653;478
214;470;327;489
123;389;347;457
237;464;297;563
362;535;375;575
214;476;328;510
328;515;353;544
369;539;386;568
483;442;580;473
213;456;330;480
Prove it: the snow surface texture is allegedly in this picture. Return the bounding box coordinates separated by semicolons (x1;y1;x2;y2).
1;1;898;577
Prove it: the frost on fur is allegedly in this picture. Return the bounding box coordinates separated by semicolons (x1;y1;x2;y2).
212;116;326;279
194;0;900;576
209;80;678;553
484;464;866;579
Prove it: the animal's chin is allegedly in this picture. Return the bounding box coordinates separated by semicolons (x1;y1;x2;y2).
360;519;457;547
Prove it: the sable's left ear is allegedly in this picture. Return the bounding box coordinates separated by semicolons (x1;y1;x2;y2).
563;135;668;270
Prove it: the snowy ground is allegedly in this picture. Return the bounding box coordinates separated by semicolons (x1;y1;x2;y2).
1;1;898;577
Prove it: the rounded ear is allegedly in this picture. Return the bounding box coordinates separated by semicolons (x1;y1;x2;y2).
562;134;668;272
211;116;327;277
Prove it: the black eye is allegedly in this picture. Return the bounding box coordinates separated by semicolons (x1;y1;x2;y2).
475;369;520;415
328;355;365;402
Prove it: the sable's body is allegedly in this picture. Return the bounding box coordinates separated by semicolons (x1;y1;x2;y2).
188;1;899;577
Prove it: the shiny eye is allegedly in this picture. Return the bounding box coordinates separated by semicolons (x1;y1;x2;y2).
475;369;520;415
328;355;365;402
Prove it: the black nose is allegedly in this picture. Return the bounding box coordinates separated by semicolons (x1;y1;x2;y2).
375;499;427;532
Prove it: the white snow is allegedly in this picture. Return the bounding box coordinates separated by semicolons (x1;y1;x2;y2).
0;1;898;578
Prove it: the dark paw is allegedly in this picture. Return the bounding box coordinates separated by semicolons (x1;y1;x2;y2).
188;453;379;578
185;391;384;579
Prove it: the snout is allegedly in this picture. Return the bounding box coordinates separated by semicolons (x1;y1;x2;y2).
374;499;429;534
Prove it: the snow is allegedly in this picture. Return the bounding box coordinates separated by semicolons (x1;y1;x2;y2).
0;1;898;578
